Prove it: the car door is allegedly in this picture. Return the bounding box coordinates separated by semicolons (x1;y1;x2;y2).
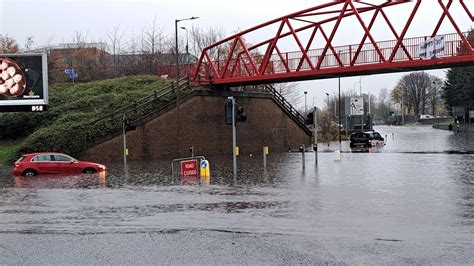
52;154;81;174
32;154;56;174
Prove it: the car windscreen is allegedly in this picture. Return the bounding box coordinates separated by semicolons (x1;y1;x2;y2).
352;133;369;140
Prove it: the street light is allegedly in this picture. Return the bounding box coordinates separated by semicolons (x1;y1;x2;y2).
180;26;189;76
175;16;199;81
353;77;362;96
312;96;317;109
175;16;199;158
325;93;330;111
304;91;308;113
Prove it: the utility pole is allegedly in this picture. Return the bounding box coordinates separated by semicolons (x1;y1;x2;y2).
339;77;342;150
304;91;308;113
231;97;237;179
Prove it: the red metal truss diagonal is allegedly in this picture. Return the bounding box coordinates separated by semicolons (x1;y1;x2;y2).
351;8;381;66
460;0;474;20
437;0;473;54
286;19;315;70
316;2;350;69
238;36;260;75
259;20;286;75
389;0;421;63
297;26;319;72
221;38;239;78
319;27;344;67
274;45;291;73
204;51;219;78
380;10;412;61
432;0;455;38
349;1;386;63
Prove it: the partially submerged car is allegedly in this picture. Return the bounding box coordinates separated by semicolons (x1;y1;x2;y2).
350;131;385;149
13;152;106;177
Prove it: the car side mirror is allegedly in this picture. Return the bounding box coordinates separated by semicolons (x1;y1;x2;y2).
70;160;77;164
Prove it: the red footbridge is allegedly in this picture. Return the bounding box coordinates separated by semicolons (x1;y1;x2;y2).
190;0;474;87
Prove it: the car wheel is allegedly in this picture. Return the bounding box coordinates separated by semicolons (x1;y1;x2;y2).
83;168;97;174
23;169;37;177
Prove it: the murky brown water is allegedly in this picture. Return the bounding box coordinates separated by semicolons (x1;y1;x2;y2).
0;126;473;249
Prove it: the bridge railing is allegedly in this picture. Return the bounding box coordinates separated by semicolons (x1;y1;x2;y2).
192;31;471;83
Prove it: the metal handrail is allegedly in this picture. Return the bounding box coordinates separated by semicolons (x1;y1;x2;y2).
88;77;189;125
264;84;306;124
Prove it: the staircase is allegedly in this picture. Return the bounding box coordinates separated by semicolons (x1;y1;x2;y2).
85;79;311;149
264;85;312;135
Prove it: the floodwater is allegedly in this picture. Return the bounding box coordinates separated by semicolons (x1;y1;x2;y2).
0;125;473;264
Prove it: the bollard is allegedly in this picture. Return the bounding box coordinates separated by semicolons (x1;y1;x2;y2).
313;144;318;166
300;144;306;170
392;133;395;140
263;147;269;172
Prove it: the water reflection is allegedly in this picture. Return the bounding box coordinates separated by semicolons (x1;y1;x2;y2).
13;172;107;189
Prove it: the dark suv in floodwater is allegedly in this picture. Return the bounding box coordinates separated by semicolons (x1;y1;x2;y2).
350;132;385;149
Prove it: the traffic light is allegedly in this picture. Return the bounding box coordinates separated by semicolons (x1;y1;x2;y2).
225;99;233;125
225;98;247;125
236;106;247;122
305;112;314;125
124;118;137;132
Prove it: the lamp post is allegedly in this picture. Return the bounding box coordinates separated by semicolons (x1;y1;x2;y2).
325;93;330;111
180;26;189;76
338;77;342;146
175;16;199;81
175;16;198;158
304;91;308;113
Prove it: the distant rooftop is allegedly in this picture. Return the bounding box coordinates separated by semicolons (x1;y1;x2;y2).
27;42;109;53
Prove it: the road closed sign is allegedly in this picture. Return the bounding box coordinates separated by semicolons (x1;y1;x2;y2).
181;160;198;184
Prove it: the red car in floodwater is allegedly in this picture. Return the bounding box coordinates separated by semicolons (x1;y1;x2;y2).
13;152;106;177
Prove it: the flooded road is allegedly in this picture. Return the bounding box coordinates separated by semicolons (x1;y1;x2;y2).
1;126;473;264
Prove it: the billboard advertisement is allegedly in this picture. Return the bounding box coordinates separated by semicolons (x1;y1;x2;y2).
0;53;48;112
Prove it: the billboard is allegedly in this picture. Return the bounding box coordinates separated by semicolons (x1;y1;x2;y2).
0;53;48;112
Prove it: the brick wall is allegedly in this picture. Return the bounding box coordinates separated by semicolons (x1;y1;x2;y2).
82;90;312;162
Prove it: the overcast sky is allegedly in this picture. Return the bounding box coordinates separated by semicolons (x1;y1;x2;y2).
1;0;473;108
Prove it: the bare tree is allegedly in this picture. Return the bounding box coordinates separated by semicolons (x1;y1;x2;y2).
190;27;225;60
272;82;302;107
377;88;392;123
396;72;432;117
107;25;125;76
428;76;444;115
0;34;20;53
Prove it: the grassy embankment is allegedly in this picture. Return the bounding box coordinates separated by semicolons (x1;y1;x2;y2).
0;76;173;166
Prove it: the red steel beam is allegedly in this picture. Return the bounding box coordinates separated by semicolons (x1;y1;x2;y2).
206;56;474;87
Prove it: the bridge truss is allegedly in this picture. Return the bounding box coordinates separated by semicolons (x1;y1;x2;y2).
190;0;474;87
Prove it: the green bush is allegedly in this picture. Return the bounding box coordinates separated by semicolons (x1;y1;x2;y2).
1;75;175;163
